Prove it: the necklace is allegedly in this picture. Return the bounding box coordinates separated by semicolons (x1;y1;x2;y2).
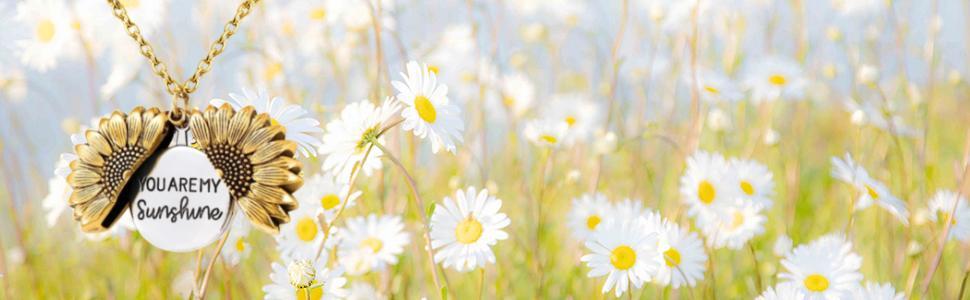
65;0;302;251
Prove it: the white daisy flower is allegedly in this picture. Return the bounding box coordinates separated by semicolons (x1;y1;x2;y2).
831;153;910;225
612;198;649;222
263;259;348;300
430;186;511;272
0;64;27;102
779;233;863;299
211;88;323;157
756;283;807;300
567;193;612;240
927;190;970;242
701;203;766;250
347;282;384;300
774;234;793;257
523;118;568;148
42;154;73;227
220;216;252;266
852;282;904;300
742;56;808;102
276;200;325;260
543;94;601;143
581;217;661;297
498;72;536;117
679;151;735;222
655;222;707;288
728;158;775;209
696;70;743;103
319;99;401;182
15;0;78;71
338;214;410;275
392;61;464;154
295;173;361;223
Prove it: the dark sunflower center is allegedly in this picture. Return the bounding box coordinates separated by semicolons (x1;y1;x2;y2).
102;145;145;195
206;143;254;198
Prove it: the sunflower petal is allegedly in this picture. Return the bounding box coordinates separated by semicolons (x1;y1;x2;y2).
212;104;234;145
189;112;212;148
250;141;296;165
126;107;144;146
227;106;255;146
75;144;104;167
238;197;278;233
249;183;285;204
69;184;102;205
140;112;166;149
240;125;284;155
106;112;128;149
85;131;113;156
278;192;299;212
68;166;102;188
79;197;112;231
252;166;295;186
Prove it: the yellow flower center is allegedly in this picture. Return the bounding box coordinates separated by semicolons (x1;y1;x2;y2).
235;238;245;252
295;284;323;300
296;217;318;242
414;95;437;123
427;65;440;75
120;0;140;8
565;116;577;127
803;274;830;292
610;245;637;270
309;7;327;20
36;20;56;43
360;237;383;253
320;194;341;210
502;95;515;107
586;215;601;230
865;185;879;199
768;74;787;86
540;134;558;144
731;211;745;229
263;62;284;81
938;211;957;225
698;180;716;204
282;21;295;36
703;85;720;94
740;180;755;196
70;20;81;30
455;216;483;244
663;247;682;267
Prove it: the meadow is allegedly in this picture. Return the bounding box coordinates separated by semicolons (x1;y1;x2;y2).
1;0;970;299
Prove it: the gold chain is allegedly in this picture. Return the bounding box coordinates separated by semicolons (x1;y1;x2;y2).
106;0;259;116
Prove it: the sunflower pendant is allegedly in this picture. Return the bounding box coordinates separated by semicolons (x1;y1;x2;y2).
66;104;303;250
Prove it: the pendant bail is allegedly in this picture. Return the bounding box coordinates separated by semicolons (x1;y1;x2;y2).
169;86;191;127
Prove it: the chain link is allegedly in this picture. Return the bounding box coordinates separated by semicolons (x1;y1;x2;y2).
106;0;259;108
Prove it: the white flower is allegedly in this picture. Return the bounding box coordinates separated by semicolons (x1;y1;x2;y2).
679;151;735;222
696;70;743;103
338;214;410;275
498;72;536;117
856;65;879;85
611;198;648;222
430;186;510;272
831;153;910;225
543;94;601;143
654;222;707;288
211;88;323;157
581;217;661;297
287;259;316;289
220;216;252;266
0;64;27;101
276;199;326;260
774;234;793;257
742;56;808;102
263;259;348;300
852;282;904;300
347;282;384;300
779;234;863;299
728;158;775;209
701;203;766;250
523;118;568;148
927;190;970;242
15;0;78;71
42;154;74;227
567;193;612;240
319;99;401;182
295;173;361;223
392;61;464;154
756;283;807;300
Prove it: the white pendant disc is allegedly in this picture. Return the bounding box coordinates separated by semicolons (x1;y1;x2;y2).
130;145;232;252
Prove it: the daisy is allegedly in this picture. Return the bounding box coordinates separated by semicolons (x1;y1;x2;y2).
567;193;612;240
346;282;384;300
430;186;510;272
392;61;464;154
831;153;910;225
742;56;808;102
654;222;707;288
338;214;410;275
275;199;325;260
319;99;400;181
612;198;649;222
701;203;766;250
696;70;743;103
220;216;252;266
927;190;970;242
581;217;661;297
679;151;735;222
498;72;536;117
543;94;601;143
263;259;348;300
852;282;904;300
0;64;27;102
211;88;323;157
756;283;807;300
779;233;863;299
295;173;361;223
523;118;568;148
15;0;77;71
728;158;775;208
42;154;73;227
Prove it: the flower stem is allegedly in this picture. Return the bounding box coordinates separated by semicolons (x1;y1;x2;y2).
748;242;763;292
197;228;232;299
